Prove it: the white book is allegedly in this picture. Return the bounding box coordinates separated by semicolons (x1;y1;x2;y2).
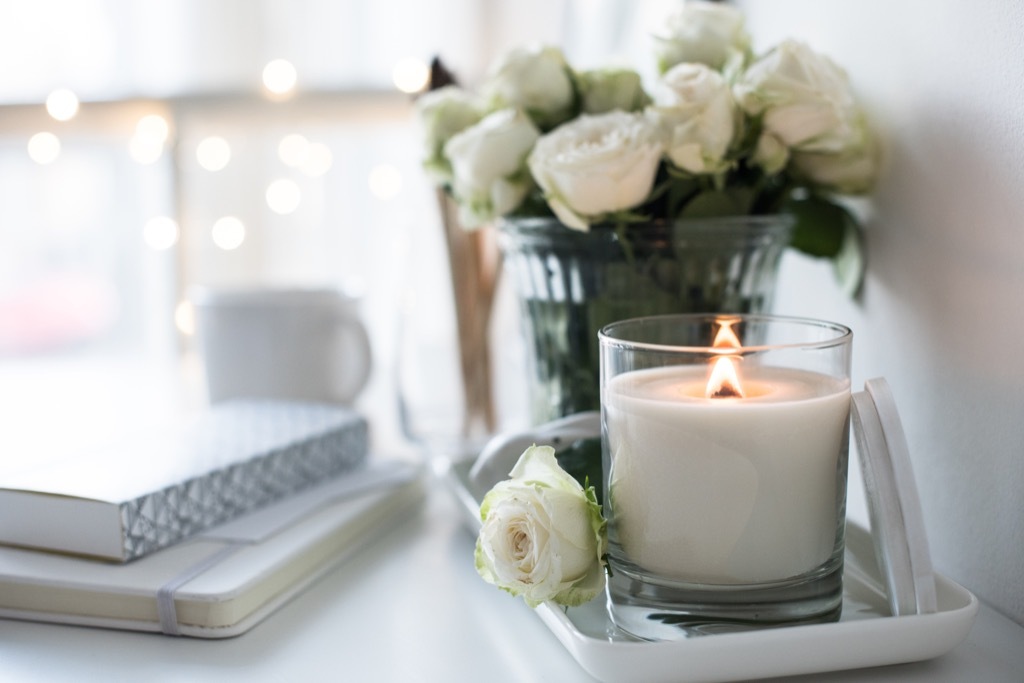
0;459;423;638
0;401;368;562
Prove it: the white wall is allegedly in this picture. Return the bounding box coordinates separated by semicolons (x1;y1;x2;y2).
733;0;1024;625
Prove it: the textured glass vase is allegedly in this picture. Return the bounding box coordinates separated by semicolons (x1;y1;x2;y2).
497;215;795;424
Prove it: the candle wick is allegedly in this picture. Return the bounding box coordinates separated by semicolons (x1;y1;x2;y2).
709;383;743;399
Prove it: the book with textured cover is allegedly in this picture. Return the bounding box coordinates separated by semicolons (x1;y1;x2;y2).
0;400;368;562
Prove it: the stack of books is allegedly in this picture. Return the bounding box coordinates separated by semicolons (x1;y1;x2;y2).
0;400;423;637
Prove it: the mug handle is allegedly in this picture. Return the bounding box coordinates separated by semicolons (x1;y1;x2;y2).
331;308;373;404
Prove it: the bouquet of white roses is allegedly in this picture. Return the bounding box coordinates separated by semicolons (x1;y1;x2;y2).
416;0;879;292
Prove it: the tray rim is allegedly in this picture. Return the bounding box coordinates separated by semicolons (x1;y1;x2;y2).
444;458;979;683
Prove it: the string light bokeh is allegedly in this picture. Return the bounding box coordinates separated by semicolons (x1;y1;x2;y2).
14;52;434;340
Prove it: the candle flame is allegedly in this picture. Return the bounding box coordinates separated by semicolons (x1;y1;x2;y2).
706;318;745;398
706;356;745;398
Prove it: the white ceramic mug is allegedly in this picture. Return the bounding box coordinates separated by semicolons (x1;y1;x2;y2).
191;287;372;405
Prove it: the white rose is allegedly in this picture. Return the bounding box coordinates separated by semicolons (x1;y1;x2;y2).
735;40;860;153
752;131;789;176
482;43;575;129
791;113;879;194
653;1;750;73
475;445;607;608
444;108;540;228
415;86;484;183
528;111;663;231
577;67;650;115
646;62;737;176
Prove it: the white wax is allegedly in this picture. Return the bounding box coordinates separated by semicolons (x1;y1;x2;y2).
604;365;850;584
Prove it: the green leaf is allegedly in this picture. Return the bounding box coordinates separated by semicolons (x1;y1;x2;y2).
679;188;756;219
786;195;865;294
833;215;866;298
786;195;848;258
679;190;740;218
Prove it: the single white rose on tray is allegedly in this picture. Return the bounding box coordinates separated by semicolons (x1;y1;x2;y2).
647;62;738;176
444;108;541;227
475;445;607;608
528;110;663;231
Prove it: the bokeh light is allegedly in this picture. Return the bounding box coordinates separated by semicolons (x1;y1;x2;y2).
263;59;297;96
196;136;231;171
392;58;430;93
266;178;302;214
143;216;179;250
211;216;246;250
27;132;61;164
46;89;80;121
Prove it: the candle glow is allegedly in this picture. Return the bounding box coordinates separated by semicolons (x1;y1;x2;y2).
706;317;745;399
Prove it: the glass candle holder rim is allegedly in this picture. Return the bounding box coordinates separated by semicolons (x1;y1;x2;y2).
598;313;853;355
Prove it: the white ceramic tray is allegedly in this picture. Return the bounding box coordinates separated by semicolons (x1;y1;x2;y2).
446;459;978;683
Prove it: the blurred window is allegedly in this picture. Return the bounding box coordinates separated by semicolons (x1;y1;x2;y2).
0;0;670;360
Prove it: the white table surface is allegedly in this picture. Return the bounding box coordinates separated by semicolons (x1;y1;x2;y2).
1;354;1022;682
1;478;1022;683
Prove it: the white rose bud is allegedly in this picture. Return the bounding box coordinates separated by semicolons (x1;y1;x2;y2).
653;1;750;73
528;111;663;231
577;67;650;115
482;43;575;129
735;40;861;154
791;113;880;194
444;108;540;228
646;62;737;176
475;445;607;608
415;86;484;183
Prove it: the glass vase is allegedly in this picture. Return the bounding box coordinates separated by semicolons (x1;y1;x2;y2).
497;215;794;425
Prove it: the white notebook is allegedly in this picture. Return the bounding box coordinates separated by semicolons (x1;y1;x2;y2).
0;401;369;562
0;459;423;638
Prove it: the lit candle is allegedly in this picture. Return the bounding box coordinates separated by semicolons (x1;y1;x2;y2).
603;319;851;585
